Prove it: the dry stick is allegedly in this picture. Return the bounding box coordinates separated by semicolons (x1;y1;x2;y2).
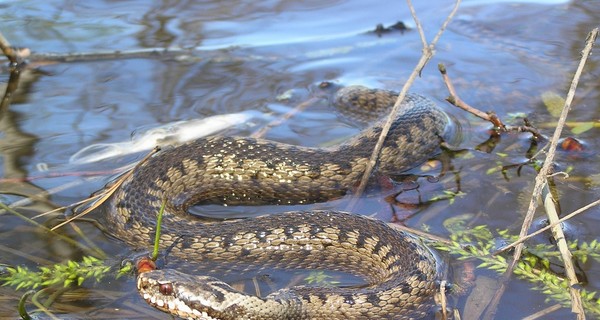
439;64;544;139
26;47;196;64
410;1;428;50
542;182;584;316
438;64;497;125
482;27;598;320
0;30;19;64
442;53;590;314
0;29;236;66
522;304;563;320
30;193;104;220
0;61;22;117
0;32;196;65
349;0;462;208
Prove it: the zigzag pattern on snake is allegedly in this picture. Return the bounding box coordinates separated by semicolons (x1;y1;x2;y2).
102;84;450;319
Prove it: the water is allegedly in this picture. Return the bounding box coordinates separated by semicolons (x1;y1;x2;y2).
1;0;599;319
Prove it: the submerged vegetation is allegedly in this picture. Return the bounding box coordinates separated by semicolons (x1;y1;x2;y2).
433;220;600;316
1;256;112;290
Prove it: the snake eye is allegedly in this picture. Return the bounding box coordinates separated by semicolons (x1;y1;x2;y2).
159;283;174;296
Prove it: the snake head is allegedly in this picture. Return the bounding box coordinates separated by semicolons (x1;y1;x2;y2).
137;269;277;319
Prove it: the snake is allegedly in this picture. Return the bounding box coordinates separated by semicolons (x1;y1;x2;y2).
102;84;450;319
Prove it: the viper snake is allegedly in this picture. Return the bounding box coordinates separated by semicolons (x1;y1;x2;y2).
102;85;450;319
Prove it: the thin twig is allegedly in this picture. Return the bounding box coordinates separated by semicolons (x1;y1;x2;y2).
0;30;19;64
494;197;600;254
439;63;544;139
407;3;428;50
438;64;503;126
482;27;597;320
26;47;196;64
522;304;563;320
350;0;461;205
542;182;584;316
1;64;21;114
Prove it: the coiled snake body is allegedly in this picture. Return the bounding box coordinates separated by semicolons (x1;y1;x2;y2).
103;85;450;319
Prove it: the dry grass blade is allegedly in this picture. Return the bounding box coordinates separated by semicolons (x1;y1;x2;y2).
50;146;160;231
31;193;103;220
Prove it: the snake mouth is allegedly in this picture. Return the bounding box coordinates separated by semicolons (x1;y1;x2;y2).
138;272;207;319
138;270;241;320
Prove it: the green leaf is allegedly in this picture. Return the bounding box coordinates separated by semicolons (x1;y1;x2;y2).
541;91;565;118
571;122;595;135
486;166;500;175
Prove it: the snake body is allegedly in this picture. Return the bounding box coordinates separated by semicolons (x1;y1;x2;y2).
103;85;450;319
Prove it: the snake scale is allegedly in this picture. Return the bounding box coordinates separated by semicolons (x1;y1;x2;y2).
103;85;450;319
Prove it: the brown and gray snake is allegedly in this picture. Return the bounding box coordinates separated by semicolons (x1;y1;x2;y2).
102;85;450;319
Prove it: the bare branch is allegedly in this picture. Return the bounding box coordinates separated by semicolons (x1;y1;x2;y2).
349;0;461;205
482;27;598;320
439;63;544;139
0;31;19;64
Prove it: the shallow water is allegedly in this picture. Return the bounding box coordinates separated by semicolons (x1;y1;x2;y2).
1;0;600;319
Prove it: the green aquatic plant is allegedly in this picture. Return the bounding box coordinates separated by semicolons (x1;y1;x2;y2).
0;256;113;290
1;256;133;318
0;256;134;292
430;190;466;205
433;223;600;316
304;270;341;286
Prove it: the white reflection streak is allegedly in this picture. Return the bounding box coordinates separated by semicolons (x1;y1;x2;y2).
69;111;264;164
